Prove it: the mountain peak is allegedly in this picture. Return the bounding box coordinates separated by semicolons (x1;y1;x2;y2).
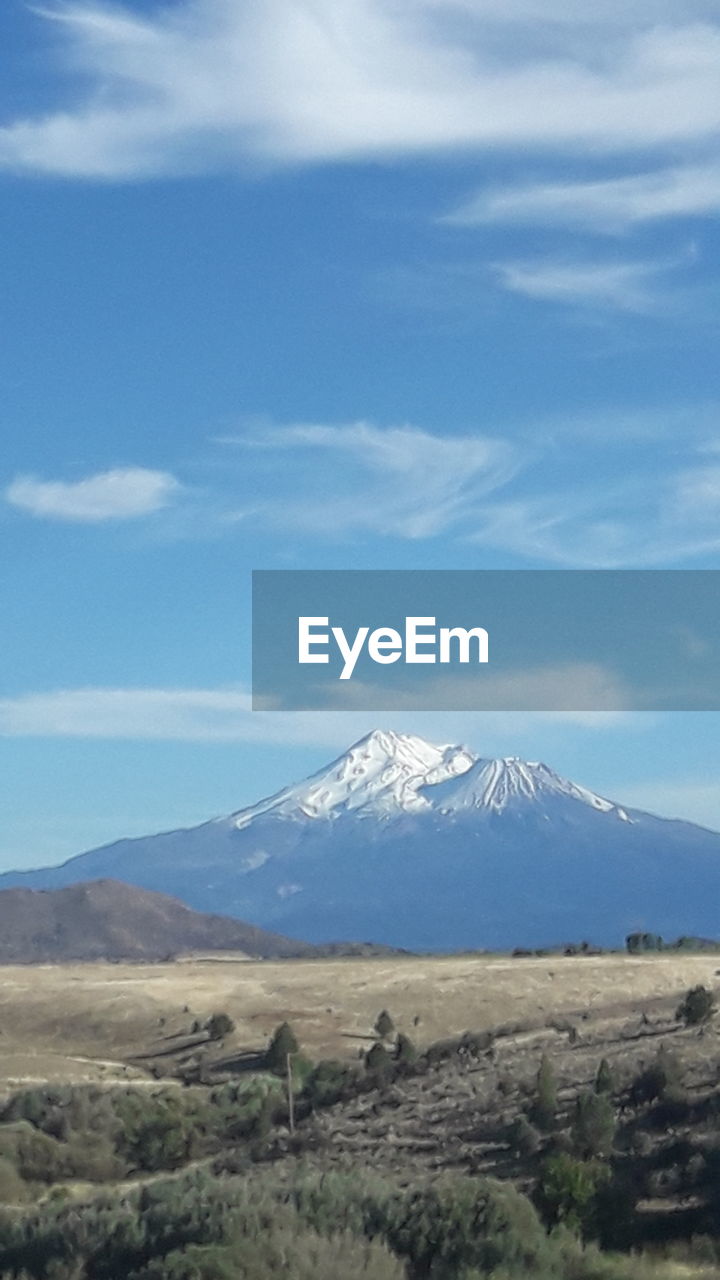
427;754;631;820
231;729;475;826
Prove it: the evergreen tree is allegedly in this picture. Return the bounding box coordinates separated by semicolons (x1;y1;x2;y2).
374;1010;395;1040
571;1092;615;1159
365;1042;392;1079
265;1022;299;1073
594;1058;614;1095
530;1055;557;1131
395;1033;417;1065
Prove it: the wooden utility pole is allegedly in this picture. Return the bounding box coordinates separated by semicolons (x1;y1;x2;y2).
286;1051;295;1135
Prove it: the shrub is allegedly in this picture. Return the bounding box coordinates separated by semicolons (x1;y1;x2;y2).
534;1154;611;1237
206;1013;235;1041
508;1115;541;1158
113;1093;192;1172
385;1175;553;1279
304;1060;359;1109
630;1047;681;1106
129;1230;405;1280
676;984;715;1026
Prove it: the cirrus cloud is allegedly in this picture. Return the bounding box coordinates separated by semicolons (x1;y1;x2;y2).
446;163;720;234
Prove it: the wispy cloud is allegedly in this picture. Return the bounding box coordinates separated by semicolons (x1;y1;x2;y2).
2;3;720;178
215;411;720;567
468;458;720;567
492;253;682;314
446;163;720;234
221;421;520;539
0;684;631;742
5;467;181;521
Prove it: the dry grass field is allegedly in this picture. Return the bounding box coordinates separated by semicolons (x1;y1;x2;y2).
0;950;718;1093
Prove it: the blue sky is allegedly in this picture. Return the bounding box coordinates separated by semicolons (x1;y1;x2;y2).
2;0;720;869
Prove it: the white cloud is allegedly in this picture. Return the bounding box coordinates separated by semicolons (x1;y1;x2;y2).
224;421;520;539
446;163;720;233
2;3;720;177
0;687;256;741
0;684;631;742
5;466;181;521
492;254;677;313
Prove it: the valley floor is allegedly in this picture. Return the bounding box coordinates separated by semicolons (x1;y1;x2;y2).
0;951;719;1092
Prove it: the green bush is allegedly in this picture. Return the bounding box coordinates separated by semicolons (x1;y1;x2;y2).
206;1012;235;1041
535;1154;611;1237
113;1092;193;1172
304;1060;359;1108
129;1228;405;1280
385;1175;553;1279
508;1115;541;1158
676;984;715;1026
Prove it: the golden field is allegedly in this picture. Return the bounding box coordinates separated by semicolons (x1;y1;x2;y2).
0;950;718;1092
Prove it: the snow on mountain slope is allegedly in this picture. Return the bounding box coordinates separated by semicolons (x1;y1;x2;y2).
225;731;629;827
229;729;475;826
427;756;631;821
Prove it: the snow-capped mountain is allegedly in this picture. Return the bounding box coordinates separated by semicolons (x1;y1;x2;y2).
2;730;720;951
230;730;475;824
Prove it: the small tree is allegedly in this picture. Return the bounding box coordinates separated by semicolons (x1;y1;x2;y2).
395;1033;417;1066
375;1010;395;1041
365;1042;392;1079
631;1046;681;1106
626;932;663;955
530;1055;557;1131
571;1092;616;1159
676;984;715;1027
206;1012;234;1041
265;1021;299;1073
509;1115;541;1158
594;1058;614;1095
535;1154;611;1236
